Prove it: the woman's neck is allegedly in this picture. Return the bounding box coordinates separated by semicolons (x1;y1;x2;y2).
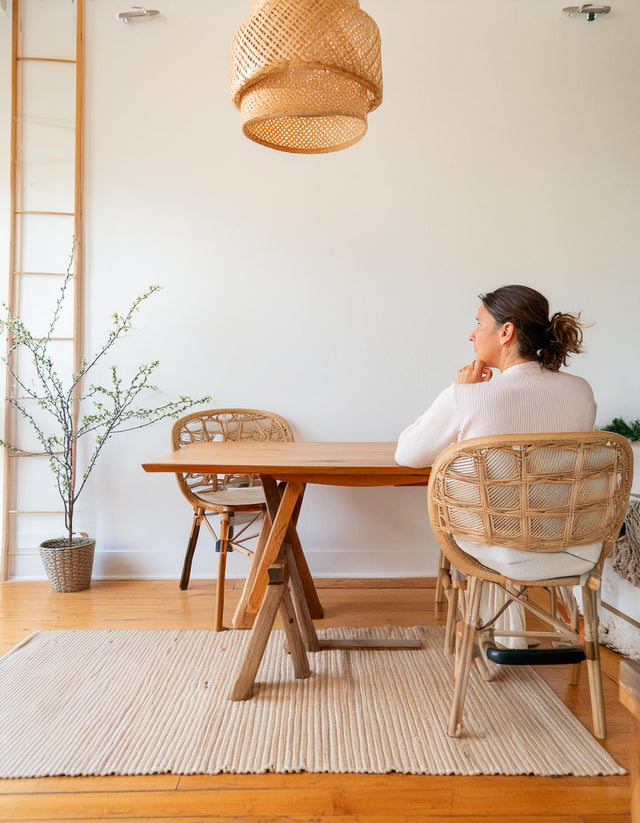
496;351;538;373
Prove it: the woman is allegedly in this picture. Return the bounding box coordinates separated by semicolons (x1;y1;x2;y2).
395;285;596;650
395;284;596;468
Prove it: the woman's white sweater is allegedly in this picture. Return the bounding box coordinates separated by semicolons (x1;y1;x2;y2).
395;361;597;648
395;361;597;468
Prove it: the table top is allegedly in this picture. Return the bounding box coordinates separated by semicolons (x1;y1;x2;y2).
142;441;431;487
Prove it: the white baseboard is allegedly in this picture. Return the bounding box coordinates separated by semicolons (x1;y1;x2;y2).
7;547;438;581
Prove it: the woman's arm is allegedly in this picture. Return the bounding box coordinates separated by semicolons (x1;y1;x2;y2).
394;385;461;468
395;358;491;468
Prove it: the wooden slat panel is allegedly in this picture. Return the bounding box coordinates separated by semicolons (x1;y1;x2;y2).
0;788;335;820
0;775;180;794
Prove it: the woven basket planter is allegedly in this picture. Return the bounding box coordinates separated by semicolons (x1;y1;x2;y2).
39;537;96;593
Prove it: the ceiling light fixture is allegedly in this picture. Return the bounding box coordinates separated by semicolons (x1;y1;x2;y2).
563;4;611;21
117;6;159;23
230;0;383;154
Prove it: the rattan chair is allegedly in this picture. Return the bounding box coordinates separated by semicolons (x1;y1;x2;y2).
427;431;633;739
172;408;294;631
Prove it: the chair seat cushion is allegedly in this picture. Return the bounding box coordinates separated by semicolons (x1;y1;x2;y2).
195;486;266;508
454;538;603;581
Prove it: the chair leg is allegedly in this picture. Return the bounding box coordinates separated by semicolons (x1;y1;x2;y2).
437;550;459;654
564;587;582;686
231;508;271;629
582;583;607;739
180;508;203;590
569;660;582;687
444;584;459;655
435;551;448;604
448;576;483;738
215;513;231;632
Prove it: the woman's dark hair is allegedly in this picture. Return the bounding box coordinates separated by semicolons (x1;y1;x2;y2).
479;285;584;371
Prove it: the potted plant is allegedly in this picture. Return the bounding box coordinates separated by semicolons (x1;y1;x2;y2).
601;417;640;495
0;255;210;591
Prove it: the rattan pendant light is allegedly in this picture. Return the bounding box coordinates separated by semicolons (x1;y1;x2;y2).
230;0;383;154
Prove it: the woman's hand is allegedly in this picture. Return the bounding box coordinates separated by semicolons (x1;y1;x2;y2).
455;359;493;384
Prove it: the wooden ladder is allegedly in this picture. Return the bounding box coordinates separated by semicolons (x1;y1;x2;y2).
2;0;84;580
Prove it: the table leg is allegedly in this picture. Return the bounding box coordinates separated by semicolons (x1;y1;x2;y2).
229;548;310;701
230;479;302;628
282;523;421;653
278;495;420;653
285;511;324;619
278;580;311;679
229;531;421;701
232;478;324;628
269;479;323;619
284;543;321;652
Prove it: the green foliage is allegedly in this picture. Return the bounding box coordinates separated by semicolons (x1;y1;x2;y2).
0;247;211;544
600;417;640;442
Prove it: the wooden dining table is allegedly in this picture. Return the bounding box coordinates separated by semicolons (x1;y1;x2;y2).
142;441;431;699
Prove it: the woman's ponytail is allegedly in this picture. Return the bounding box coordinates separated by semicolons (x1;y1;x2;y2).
539;312;584;371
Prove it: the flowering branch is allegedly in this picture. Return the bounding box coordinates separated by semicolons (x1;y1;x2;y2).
0;248;210;544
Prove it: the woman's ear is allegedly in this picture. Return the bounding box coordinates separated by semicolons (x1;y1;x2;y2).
501;322;516;345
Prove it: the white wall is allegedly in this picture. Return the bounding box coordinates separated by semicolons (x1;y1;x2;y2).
1;0;639;581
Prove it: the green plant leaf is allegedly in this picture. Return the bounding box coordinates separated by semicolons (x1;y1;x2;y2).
600;417;640;442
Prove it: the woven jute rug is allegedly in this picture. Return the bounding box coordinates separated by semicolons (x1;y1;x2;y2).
0;626;623;778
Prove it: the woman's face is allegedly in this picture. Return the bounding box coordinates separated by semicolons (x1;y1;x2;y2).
469;303;504;366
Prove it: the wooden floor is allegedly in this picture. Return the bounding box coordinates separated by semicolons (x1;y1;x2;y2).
0;578;632;823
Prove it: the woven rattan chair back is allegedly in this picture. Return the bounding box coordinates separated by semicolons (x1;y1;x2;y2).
172;408;293;508
171;408;294;630
428;431;632;586
427;431;633;740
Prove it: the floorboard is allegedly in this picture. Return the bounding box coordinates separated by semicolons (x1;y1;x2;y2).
0;578;633;822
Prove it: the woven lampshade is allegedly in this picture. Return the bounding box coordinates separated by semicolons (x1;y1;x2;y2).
230;0;383;154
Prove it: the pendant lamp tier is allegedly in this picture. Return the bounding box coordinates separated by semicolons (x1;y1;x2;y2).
230;0;383;154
